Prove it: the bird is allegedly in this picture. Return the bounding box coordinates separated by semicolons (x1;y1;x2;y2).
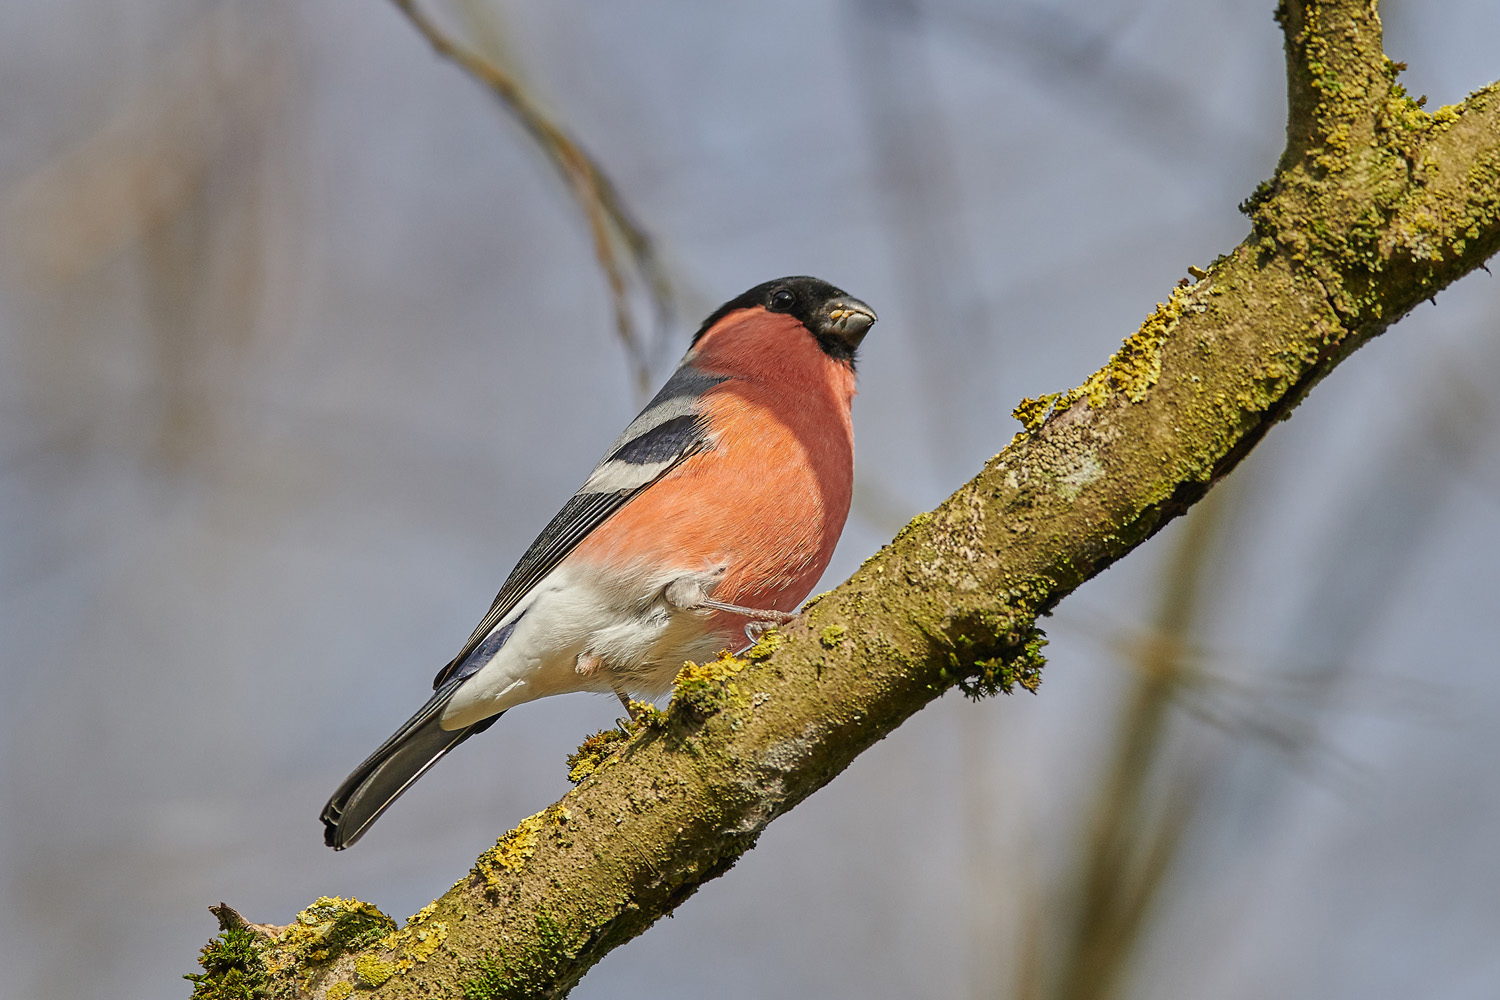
320;276;876;849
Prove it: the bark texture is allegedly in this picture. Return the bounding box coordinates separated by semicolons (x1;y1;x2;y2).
188;2;1500;997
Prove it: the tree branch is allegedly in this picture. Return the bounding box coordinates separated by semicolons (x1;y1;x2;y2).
189;3;1500;997
1277;0;1389;170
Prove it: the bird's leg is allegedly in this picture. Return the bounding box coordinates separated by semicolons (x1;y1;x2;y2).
609;680;642;733
702;601;795;647
612;684;634;715
663;571;795;622
577;650;635;730
697;598;795;622
664;573;796;650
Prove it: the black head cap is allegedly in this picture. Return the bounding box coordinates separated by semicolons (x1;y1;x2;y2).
691;276;877;364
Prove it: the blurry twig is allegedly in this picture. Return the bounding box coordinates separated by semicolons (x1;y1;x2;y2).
1057;606;1455;763
389;0;674;397
1217;357;1493;828
1046;487;1229;1000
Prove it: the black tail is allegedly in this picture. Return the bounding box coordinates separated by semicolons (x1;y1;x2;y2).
320;680;500;849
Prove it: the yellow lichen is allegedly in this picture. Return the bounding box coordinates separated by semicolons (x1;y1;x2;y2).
1012;285;1185;432
1011;393;1058;432
567;728;629;783
473;804;575;888
480;811;546;882
403;922;447;964
819;624;847;649
1087;293;1180;404
353;954;396;988
671;650;751;716
325;982;354;1000
371;915;452;977
277;896;395;964
742;629;784;661
623;699;666;727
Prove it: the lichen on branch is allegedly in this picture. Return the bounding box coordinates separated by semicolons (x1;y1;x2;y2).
189;2;1500;997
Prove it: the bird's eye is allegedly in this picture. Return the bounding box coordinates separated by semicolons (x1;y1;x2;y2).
770;289;795;311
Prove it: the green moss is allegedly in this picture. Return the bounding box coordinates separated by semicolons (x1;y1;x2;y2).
461;914;580;1000
1238;177;1277;217
184;928;268;1000
463;955;513;1000
957;628;1048;699
353;954;396;989
567;727;630;783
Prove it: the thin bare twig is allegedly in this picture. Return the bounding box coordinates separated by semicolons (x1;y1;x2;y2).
389;0;674;396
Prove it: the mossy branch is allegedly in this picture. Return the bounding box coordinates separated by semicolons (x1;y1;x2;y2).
191;2;1500;996
1277;0;1389;170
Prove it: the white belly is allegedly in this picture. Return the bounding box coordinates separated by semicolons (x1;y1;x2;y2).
438;561;729;729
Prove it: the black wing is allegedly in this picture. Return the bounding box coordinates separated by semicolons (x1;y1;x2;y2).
432;365;727;687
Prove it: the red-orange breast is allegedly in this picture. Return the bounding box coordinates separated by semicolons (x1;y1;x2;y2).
570;304;857;635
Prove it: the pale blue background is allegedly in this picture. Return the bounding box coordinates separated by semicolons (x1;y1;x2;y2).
2;1;1499;997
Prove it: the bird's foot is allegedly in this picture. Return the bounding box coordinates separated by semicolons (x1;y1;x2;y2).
695;599;795;645
743;620;780;645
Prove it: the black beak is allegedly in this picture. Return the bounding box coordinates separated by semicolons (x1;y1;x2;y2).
817;296;878;349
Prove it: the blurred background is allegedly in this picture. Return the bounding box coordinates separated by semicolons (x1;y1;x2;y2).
3;1;1499;997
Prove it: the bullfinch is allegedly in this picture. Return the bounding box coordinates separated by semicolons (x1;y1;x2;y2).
320;276;876;849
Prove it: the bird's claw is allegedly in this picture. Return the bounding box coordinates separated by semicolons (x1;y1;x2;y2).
743;620;779;644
